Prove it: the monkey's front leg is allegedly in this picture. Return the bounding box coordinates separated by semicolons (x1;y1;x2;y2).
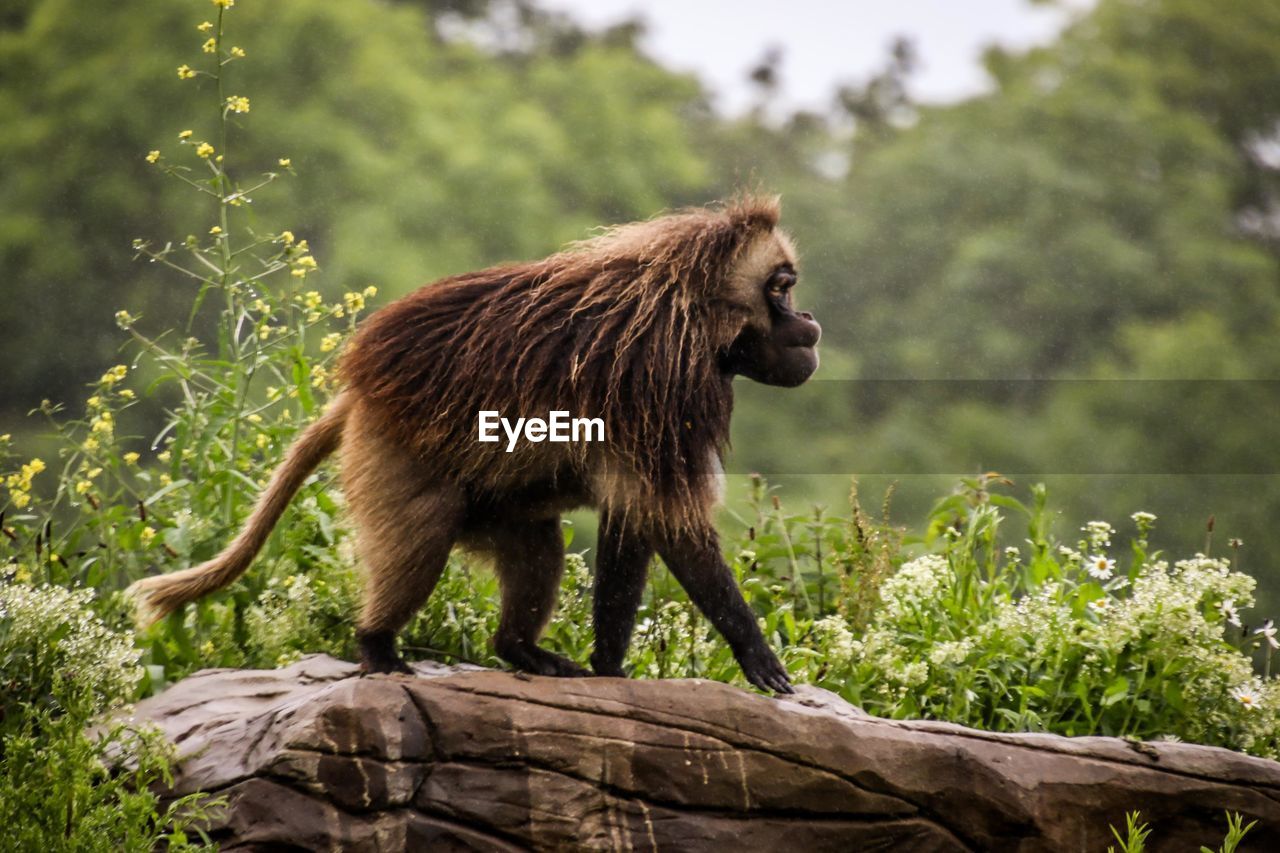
589;511;653;677
655;527;794;694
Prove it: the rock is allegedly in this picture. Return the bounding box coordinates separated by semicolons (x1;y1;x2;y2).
133;654;1280;851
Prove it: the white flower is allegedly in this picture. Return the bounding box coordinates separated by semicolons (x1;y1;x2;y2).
1083;520;1113;549
880;555;950;619
1130;511;1156;525
1088;598;1111;615
1004;546;1021;562
1219;598;1243;628
1086;554;1116;580
1255;619;1279;650
1231;685;1259;710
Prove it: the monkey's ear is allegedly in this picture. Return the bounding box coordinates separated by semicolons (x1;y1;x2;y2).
725;193;781;235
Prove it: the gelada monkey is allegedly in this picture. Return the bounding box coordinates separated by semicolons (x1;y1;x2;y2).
130;195;821;693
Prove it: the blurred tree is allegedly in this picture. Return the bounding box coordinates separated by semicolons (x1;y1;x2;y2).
741;0;1280;606
4;0;1280;607
0;0;713;420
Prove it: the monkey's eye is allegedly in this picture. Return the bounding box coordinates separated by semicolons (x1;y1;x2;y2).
766;268;796;297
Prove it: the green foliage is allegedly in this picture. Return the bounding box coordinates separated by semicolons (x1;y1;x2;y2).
797;479;1279;755
1105;810;1256;853
1109;811;1152;853
0;583;217;852
7;0;1280;609
0;0;714;416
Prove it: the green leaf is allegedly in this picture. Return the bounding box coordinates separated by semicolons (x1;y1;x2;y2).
1103;676;1130;707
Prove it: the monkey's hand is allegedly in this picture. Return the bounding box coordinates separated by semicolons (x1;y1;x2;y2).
736;643;794;695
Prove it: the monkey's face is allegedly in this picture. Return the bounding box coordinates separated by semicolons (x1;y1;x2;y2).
719;234;822;388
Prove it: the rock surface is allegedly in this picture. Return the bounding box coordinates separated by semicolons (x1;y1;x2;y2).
133;654;1280;851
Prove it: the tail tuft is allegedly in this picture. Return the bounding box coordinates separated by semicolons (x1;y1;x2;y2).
127;552;253;625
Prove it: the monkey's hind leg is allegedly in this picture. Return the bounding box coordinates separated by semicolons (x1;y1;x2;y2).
354;493;460;673
490;517;591;678
344;426;464;674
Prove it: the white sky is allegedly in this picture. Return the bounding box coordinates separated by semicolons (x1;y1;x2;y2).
536;0;1088;113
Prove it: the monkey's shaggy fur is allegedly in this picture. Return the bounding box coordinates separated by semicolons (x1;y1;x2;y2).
341;194;782;522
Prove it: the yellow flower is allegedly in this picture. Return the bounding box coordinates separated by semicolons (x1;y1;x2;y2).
100;364;127;386
140;526;157;545
82;437;99;452
280;230;295;245
123;452;140;465
310;365;329;389
114;309;135;328
296;239;309;252
246;413;262;423
11;492;30;509
178;129;193;140
0;434;9;443
75;480;93;495
293;255;317;279
209;225;223;235
87;396;102;408
256;433;269;449
230;46;246;58
119;389;135;400
225;95;250;114
177;64;196;80
363;285;378;298
197;21;213;32
159;473;172;486
12;564;31;583
212;0;235;8
258;324;272;340
200;640;216;657
145;150;161;164
157;450;171;463
202;38;217;53
320;333;342;353
344;291;365;313
27;459;46;475
278;158;291;168
196;142;215;159
87;467;102;478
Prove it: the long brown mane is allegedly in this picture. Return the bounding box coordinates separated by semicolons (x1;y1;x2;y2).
340;195;781;510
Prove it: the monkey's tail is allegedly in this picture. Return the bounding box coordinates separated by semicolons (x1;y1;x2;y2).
128;393;351;626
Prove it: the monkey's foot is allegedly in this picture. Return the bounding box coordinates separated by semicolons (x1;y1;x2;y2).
358;631;413;675
497;641;592;678
737;644;795;695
